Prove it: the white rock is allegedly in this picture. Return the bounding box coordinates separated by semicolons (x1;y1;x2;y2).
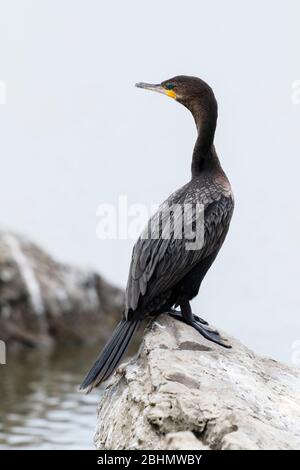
0;231;124;348
95;314;300;450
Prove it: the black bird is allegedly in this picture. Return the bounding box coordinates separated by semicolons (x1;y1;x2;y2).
81;75;234;392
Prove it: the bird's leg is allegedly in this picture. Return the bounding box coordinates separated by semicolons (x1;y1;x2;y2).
171;300;231;349
166;308;208;325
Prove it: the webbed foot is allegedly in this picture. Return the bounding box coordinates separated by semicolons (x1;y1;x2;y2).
167;308;231;349
167;308;208;325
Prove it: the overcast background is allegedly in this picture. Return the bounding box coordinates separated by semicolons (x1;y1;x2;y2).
0;0;299;363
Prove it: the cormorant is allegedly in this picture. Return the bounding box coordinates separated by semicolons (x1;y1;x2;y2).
81;75;234;392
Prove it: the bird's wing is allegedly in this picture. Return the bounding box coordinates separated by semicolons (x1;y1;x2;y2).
125;192;234;318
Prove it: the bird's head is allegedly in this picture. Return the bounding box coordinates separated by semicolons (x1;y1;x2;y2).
135;75;217;118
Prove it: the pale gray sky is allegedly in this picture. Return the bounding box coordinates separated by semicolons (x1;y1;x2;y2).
0;0;299;362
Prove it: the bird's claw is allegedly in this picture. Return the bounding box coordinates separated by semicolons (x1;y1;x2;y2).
191;321;231;349
167;309;231;349
167;308;208;325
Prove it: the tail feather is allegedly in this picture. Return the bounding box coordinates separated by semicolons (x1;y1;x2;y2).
80;318;139;392
101;320;139;382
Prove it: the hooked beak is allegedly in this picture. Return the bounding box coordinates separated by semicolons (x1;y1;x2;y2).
135;82;176;99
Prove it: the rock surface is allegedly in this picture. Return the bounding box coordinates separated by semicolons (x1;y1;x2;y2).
95;314;300;450
0;231;123;349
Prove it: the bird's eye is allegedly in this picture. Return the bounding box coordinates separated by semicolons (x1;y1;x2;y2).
165;83;175;90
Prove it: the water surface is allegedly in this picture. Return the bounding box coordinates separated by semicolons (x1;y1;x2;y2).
0;343;103;449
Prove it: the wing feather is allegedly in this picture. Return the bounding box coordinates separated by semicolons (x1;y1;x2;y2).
125;182;234;318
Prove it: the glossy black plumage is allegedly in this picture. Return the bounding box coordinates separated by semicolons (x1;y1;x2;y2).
81;75;234;392
126;173;233;318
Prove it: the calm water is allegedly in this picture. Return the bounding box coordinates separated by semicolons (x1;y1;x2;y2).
0;343;103;449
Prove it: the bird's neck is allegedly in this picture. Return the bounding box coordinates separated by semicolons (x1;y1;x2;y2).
190;101;220;177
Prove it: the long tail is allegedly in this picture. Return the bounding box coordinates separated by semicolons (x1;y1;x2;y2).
80;318;140;392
